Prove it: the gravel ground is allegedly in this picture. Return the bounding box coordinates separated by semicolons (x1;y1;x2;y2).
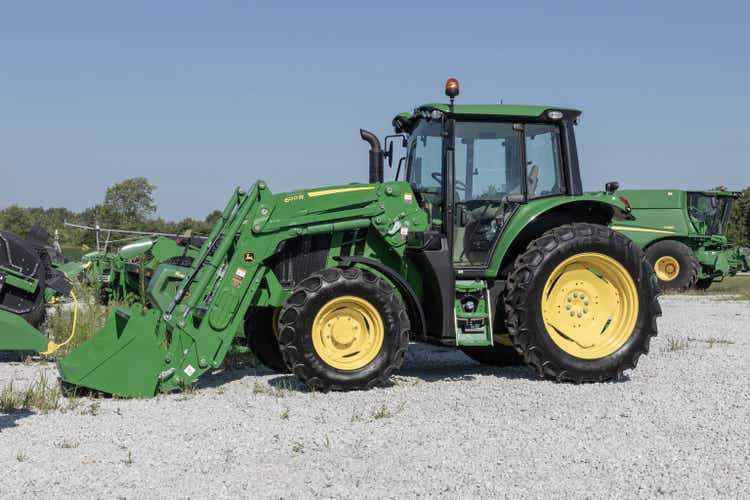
1;295;748;499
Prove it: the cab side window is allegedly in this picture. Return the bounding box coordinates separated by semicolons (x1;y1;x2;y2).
525;124;564;198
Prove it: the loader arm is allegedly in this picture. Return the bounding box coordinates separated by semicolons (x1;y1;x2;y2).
57;180;427;396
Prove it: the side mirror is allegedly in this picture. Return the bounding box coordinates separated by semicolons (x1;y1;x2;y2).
395;157;406;180
605;181;620;193
384;134;408;167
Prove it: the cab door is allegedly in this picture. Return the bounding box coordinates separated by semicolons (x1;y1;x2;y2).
452;121;523;267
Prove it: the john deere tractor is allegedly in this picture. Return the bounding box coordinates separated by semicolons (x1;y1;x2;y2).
8;79;660;396
611;188;749;290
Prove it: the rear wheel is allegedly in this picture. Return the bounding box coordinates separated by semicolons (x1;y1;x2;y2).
645;240;698;291
245;306;288;373
278;267;409;391
505;223;660;382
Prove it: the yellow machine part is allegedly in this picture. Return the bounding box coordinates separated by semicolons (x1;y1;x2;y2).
541;253;639;359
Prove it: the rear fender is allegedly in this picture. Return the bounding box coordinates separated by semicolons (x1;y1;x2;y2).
491;198;625;277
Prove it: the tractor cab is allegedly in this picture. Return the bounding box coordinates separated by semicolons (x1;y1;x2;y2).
393;81;583;269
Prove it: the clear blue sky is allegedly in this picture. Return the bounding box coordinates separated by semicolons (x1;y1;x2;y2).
1;1;748;220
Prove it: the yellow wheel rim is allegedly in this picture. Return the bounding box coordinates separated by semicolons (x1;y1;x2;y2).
311;296;384;370
654;255;680;282
541;252;639;360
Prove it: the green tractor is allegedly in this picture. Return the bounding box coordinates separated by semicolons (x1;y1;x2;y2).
10;79;661;396
610;188;749;290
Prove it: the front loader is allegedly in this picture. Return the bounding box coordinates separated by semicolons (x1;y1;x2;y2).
55;79;660;397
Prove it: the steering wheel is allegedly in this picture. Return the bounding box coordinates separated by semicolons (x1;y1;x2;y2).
431;172;467;191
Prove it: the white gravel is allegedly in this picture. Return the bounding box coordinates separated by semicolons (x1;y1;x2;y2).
1;295;748;499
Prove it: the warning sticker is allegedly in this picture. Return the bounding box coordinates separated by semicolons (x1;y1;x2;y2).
231;267;247;288
184;365;196;377
404;192;413;204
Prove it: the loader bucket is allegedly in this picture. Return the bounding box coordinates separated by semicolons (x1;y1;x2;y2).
57;304;167;397
0;310;50;352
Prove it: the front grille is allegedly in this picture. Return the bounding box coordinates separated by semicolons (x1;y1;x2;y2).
269;234;331;288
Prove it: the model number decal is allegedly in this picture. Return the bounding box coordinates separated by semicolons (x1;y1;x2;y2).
284;194;305;203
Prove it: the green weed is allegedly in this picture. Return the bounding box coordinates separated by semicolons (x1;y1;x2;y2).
0;372;60;414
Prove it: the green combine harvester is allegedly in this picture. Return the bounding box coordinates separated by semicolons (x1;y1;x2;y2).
0;228;75;352
4;79;662;397
611;188;749;290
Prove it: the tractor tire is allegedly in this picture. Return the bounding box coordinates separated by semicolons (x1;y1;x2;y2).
505;223;660;383
278;267;409;391
245;306;289;373
694;278;713;290
461;339;523;367
644;240;699;291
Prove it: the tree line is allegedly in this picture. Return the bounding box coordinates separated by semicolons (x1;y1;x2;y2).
0;177;220;250
1;178;749;252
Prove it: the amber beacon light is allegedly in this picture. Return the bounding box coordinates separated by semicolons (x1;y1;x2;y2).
445;78;460;98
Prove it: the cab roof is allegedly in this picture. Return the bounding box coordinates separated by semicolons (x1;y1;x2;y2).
393;103;582;133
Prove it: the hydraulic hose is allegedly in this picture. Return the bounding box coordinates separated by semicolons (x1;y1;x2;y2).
41;290;78;356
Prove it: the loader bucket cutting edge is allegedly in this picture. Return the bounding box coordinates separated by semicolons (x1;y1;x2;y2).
57;304;167;398
0;310;50;352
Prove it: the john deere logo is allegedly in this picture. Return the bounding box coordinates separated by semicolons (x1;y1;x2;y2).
244;252;255;262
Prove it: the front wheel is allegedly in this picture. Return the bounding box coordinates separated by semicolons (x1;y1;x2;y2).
645;240;699;291
505;223;660;382
278;267;409;391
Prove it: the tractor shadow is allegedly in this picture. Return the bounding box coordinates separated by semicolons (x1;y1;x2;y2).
262;343;541;394
196;365;277;391
0;409;34;432
398;343;539;383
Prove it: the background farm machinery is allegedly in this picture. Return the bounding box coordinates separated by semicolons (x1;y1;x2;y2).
611;188;749;290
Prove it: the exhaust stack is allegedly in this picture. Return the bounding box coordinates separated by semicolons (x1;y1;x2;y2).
360;129;384;184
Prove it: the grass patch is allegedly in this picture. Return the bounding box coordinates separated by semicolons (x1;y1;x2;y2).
688;337;735;348
371;402;406;420
252;379;296;397
682;275;750;301
372;405;392;419
0;371;60;413
664;336;690;353
43;283;129;358
54;440;79;449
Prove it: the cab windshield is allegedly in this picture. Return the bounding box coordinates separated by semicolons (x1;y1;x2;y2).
687;193;732;235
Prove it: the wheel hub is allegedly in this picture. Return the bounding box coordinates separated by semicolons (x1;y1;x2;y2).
312;296;384;370
541;252;639;359
654;255;680;282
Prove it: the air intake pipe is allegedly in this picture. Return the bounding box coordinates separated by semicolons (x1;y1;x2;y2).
360;129;384;184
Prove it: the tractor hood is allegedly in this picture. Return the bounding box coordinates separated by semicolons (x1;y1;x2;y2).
250;180;429;248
